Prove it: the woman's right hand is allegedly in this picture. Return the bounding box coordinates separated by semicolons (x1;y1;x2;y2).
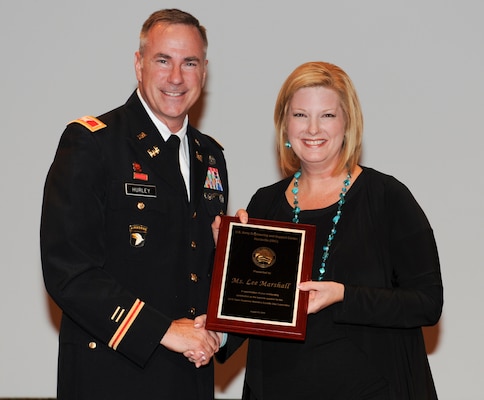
298;281;345;314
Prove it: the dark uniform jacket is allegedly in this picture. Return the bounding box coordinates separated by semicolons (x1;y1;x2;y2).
40;91;228;400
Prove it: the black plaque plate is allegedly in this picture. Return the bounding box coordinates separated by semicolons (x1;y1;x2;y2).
206;216;315;340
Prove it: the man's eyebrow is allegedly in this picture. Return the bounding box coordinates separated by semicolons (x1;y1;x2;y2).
154;53;171;59
153;53;201;63
184;56;201;63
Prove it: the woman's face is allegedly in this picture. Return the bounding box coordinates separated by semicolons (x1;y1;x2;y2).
286;86;346;172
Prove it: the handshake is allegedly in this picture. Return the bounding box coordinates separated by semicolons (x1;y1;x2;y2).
159;211;249;367
160;314;223;368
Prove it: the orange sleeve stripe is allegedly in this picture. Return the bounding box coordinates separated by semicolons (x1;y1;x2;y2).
108;299;145;350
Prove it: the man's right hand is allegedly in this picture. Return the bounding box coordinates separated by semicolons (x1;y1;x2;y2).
160;317;220;367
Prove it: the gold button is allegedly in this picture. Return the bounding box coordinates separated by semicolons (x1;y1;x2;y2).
189;307;196;316
192;211;197;219
191;241;197;249
88;341;97;349
137;202;145;210
190;273;198;282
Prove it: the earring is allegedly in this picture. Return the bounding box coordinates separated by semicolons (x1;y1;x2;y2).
285;141;292;148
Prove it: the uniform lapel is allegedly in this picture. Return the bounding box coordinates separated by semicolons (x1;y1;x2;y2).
188;127;209;210
124;93;188;200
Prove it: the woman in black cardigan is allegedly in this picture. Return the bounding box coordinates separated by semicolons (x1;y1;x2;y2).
213;61;443;399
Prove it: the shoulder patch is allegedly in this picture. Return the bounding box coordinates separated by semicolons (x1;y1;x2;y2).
70;115;107;132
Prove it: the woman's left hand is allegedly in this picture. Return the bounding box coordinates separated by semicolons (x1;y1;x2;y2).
298;281;345;314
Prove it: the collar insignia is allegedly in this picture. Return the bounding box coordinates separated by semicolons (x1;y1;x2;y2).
137;132;147;140
147;146;160;158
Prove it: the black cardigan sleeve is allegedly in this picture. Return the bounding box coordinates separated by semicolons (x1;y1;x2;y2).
333;172;443;328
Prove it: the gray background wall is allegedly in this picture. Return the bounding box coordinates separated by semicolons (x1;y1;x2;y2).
1;0;482;398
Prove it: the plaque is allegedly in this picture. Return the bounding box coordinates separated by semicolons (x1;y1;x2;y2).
206;216;316;340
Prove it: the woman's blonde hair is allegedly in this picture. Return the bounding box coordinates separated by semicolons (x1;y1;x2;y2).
274;61;363;177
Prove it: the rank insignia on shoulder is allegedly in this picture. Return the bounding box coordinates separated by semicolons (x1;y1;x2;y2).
70;116;107;132
207;136;224;150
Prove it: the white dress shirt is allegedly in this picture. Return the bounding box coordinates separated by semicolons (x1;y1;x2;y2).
137;89;190;200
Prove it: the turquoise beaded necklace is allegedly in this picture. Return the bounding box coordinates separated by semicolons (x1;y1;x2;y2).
292;170;351;280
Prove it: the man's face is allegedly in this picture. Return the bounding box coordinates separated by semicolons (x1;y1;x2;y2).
135;23;207;132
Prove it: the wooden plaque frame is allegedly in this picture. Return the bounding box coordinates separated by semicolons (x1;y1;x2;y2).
206;216;315;340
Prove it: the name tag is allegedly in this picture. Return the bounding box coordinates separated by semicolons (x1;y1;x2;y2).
125;183;157;198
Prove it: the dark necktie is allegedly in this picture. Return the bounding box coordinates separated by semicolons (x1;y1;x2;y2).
165;134;187;198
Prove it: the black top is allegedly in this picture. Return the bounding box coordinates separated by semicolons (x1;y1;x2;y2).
221;166;442;400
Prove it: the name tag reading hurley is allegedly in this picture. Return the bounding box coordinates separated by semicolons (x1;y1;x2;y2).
125;183;157;198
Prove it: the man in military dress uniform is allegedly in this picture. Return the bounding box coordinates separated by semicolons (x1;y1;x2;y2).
40;9;228;399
